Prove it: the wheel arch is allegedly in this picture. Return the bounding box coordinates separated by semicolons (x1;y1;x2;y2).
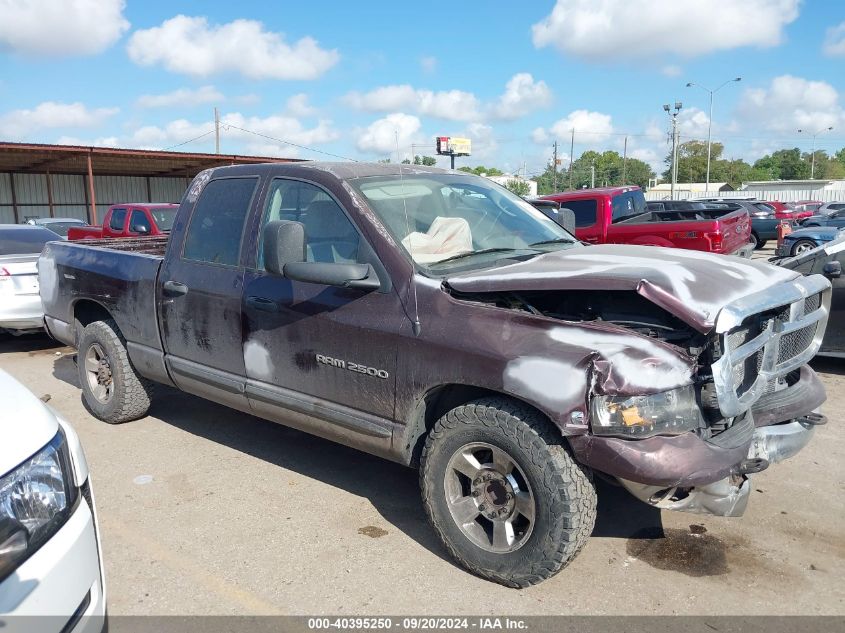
72;299;116;344
397;384;564;468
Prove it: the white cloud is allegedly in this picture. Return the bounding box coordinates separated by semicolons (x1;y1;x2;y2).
55;135;120;148
532;127;549;144
344;85;481;122
661;65;683;77
823;21;845;56
677;107;711;139
532;0;800;60
131;112;339;152
420;56;437;73
137;86;223;108
491;73;552;120
737;75;845;133
0;102;119;139
285;94;316;118
356;113;422;155
127;15;339;80
549;110;614;142
0;0;129;56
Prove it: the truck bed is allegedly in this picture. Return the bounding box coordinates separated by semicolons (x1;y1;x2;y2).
618;208;737;224
39;237;166;355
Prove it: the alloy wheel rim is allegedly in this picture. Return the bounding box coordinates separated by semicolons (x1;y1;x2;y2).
794;242;814;254
84;343;114;404
443;442;535;553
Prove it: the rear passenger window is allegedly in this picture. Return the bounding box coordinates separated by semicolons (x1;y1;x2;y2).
257;178;360;266
109;208;126;231
183;178;257;266
560;199;598;227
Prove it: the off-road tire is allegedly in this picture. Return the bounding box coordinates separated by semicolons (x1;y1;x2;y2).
420;397;597;587
77;319;154;423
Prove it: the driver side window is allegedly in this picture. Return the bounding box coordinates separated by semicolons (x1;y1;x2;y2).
258;179;360;267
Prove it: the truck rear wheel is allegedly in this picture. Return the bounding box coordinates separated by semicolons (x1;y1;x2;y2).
77;319;153;423
419;397;597;587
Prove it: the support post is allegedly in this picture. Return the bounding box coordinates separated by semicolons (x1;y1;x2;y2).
552;141;558;192
9;172;19;223
86;152;97;225
568;128;575;190
46;170;55;217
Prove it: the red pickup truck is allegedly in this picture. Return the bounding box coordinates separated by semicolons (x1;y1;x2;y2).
541;186;752;256
68;203;178;241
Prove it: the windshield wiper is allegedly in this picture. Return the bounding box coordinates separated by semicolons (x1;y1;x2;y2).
529;237;576;247
430;247;522;265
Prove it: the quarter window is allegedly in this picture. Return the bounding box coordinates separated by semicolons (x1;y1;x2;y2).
183;178;257;266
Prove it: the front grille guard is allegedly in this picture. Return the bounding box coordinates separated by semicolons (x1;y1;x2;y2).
711;274;831;418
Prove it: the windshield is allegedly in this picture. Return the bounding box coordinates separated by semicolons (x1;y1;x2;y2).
350;173;574;271
150;208;176;231
0;227;57;254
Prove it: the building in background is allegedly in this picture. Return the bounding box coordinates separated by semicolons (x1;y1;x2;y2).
0;142;299;225
647;182;733;198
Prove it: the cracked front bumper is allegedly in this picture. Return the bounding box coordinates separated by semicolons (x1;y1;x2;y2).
570;366;826;517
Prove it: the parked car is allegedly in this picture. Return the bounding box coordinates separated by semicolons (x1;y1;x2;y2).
41;163;829;587
758;200;811;221
777;226;844;257
702;200;789;249
0;225;59;334
0;369;106;631
816;201;845;215
542;186;752;256
799;205;845;229
24;217;89;238
775;235;845;356
526;198;576;232
793;201;824;216
67;203;177;241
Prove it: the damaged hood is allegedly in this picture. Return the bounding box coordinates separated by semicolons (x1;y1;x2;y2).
444;244;801;333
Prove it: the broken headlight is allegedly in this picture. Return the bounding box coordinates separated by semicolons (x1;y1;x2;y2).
590;384;703;438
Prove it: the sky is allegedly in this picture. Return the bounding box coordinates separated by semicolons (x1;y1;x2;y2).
1;0;844;179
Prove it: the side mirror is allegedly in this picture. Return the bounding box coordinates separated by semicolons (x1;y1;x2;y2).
558;207;577;233
132;223;150;235
823;261;841;279
263;220;306;275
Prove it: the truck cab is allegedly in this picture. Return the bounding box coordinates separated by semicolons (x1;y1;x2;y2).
67;203;177;241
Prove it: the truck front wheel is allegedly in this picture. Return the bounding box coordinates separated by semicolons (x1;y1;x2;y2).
77;319;154;423
419;397;597;587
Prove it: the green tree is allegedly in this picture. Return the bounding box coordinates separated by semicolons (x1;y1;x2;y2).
457;165;504;176
413;155;437;166
753;148;811;180
505;179;531;197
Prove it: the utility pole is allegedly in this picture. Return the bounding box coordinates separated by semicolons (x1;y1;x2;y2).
622;135;628;185
798;126;833;179
590;160;595;188
552;141;558;192
664;102;683;198
214;107;220;154
686;77;741;190
568;128;575;190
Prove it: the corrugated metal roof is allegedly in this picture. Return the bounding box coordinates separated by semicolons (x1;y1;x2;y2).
0;141;302;177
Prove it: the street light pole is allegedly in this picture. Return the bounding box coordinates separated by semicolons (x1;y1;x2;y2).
686;77;741;191
798;127;834;179
664;102;683;198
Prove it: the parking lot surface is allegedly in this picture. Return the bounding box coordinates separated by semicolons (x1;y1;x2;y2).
2;258;843;616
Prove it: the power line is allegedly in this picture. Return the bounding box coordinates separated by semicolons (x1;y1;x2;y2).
159;129;215;151
224;124;358;162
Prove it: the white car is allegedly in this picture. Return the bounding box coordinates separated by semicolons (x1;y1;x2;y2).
0;370;106;632
0;225;60;334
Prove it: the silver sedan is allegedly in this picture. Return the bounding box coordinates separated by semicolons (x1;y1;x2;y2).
0;225;59;333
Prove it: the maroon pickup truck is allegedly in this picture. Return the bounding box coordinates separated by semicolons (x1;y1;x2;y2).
40;163;829;587
542;186;752;256
67;203;177;241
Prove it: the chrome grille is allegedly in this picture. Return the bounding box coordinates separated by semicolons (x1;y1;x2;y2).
711;275;830;418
